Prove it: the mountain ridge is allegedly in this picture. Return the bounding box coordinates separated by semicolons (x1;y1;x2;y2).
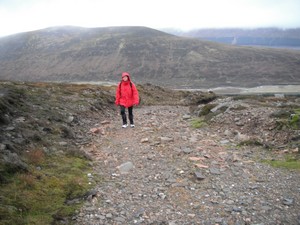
0;26;300;88
162;27;300;48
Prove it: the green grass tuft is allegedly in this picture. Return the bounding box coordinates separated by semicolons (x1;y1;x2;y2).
191;118;207;129
263;156;300;170
290;111;300;129
0;154;95;225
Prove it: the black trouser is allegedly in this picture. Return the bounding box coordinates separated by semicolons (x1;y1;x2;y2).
120;105;133;125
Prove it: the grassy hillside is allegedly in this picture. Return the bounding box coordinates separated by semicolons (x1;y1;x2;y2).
0;26;300;88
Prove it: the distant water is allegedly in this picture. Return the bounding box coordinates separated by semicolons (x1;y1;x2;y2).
70;81;300;95
243;45;300;51
72;81;117;86
196;85;300;95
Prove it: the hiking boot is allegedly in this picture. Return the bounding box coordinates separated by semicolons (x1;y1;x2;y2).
130;124;135;128
122;124;128;128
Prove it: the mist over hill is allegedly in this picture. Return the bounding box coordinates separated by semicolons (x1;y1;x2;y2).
0;26;300;88
163;27;300;49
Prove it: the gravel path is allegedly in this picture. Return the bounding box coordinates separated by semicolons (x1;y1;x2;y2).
75;105;300;225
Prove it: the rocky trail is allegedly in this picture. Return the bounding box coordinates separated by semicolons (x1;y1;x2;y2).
75;105;300;225
1;82;299;225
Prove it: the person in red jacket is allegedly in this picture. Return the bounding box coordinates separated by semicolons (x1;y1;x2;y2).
115;72;139;128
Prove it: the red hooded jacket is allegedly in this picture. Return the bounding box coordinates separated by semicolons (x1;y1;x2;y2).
115;72;139;108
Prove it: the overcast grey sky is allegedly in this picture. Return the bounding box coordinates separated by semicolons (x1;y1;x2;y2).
0;0;300;37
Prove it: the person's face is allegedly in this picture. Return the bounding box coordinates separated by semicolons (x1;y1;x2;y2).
122;76;128;81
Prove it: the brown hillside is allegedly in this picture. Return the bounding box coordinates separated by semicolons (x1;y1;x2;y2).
0;26;300;88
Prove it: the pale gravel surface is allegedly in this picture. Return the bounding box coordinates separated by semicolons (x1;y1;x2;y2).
75;104;300;225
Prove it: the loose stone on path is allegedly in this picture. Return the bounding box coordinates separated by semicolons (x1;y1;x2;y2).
117;161;135;174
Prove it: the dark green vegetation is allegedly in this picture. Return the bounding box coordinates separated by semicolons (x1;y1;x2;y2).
0;81;115;225
263;156;300;170
290;109;300;129
1;152;93;224
0;26;300;88
189;93;300;170
190;118;207;129
270;105;300;131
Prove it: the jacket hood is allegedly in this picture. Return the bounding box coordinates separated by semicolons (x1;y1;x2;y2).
121;72;131;81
